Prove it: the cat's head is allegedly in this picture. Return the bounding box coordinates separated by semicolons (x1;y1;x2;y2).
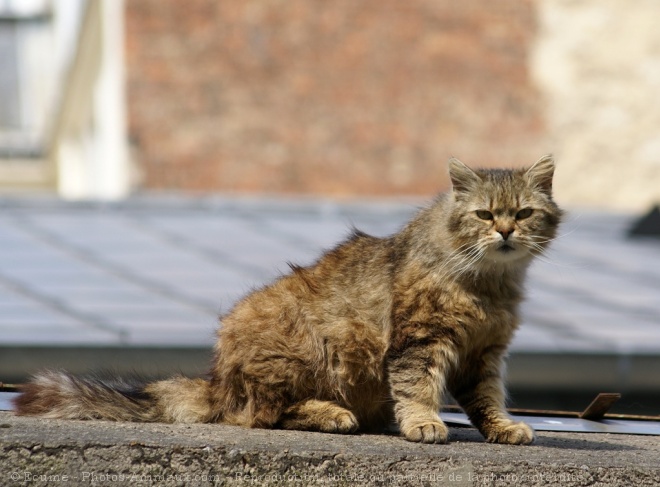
445;155;563;269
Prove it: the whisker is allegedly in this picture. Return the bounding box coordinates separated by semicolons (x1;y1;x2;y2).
528;227;577;244
448;246;486;279
522;241;589;269
437;241;485;278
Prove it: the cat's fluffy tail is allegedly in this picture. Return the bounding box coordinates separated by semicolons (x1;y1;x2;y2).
12;370;213;423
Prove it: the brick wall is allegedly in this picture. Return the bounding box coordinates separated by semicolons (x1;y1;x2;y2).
125;0;544;196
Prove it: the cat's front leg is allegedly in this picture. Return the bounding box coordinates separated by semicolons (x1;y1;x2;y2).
450;346;535;445
387;341;455;444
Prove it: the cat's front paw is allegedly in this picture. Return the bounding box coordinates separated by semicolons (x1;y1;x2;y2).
402;421;449;444
485;421;535;445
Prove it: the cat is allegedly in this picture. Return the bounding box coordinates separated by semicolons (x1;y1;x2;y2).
14;155;562;445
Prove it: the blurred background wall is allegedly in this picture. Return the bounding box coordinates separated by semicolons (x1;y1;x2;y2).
532;0;660;210
125;0;542;196
1;0;659;209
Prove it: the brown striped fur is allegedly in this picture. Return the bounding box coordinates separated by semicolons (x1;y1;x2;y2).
14;156;562;445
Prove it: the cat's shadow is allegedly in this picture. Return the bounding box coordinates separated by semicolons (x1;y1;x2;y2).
448;427;642;451
530;433;642;452
376;426;641;452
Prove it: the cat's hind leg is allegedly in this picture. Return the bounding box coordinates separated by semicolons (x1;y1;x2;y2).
277;399;359;434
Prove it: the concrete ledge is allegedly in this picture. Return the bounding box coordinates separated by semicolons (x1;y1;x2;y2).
1;412;658;486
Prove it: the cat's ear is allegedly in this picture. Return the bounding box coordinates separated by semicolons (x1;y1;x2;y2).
525;154;555;194
448;157;481;194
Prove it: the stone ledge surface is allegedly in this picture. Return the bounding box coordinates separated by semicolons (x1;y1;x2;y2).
0;412;658;486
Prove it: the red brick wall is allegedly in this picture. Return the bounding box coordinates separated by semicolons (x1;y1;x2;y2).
125;0;544;196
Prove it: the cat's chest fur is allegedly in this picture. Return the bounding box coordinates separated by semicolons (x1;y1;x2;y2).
451;282;522;353
391;258;523;337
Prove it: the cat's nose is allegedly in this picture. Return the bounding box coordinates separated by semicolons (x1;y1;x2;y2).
498;228;514;240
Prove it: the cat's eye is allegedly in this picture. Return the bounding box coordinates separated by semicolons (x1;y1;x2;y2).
475;210;494;221
516;208;533;220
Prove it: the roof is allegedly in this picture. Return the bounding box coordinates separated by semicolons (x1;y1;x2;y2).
1;195;659;391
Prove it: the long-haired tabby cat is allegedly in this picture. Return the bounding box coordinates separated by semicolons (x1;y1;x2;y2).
14;156;562;445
